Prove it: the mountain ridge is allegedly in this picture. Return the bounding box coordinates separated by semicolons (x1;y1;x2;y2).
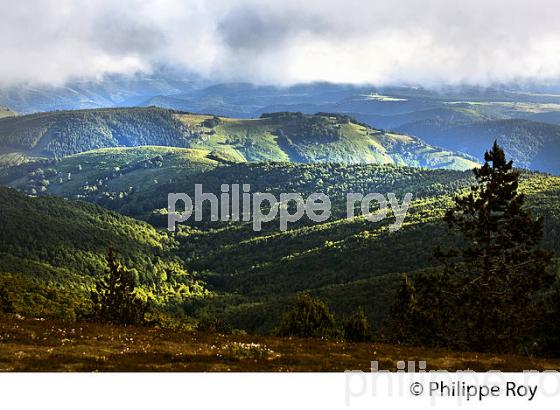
0;107;478;170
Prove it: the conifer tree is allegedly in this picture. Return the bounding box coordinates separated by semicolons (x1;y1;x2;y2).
438;141;554;351
389;273;418;343
393;142;554;353
91;250;146;325
277;293;338;338
343;307;369;342
440;142;553;350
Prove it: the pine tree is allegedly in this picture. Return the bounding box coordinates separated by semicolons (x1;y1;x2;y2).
91;250;146;325
434;141;554;352
389;273;417;344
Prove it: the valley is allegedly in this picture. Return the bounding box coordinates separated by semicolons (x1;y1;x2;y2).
1;151;559;336
1;85;560;369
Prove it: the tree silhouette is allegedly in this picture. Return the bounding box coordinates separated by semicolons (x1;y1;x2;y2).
441;141;554;351
343;307;370;342
91;250;146;325
393;142;554;353
389;273;418;343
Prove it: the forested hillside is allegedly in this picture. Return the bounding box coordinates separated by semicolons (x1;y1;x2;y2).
0;146;222;204
0;107;189;159
1;147;474;222
398;119;560;174
0;187;207;320
2;155;558;335
0;107;478;170
0;105;558;351
168;169;560;334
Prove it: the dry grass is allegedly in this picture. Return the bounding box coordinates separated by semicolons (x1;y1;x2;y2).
1;314;559;372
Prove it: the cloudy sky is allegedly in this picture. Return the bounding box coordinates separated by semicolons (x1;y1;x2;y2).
2;0;560;87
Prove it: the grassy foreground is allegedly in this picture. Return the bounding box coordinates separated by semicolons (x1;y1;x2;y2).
1;314;559;372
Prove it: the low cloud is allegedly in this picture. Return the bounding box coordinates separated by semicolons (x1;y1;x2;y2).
1;0;560;87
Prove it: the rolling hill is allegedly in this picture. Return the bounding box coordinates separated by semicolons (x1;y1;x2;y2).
0;186;207;319
4;82;560;175
164;166;560;334
0;146;223;206
176;111;478;169
0;107;16;119
1;156;558;335
0;107;189;161
0;147;475;221
0;107;478;170
398;119;560;174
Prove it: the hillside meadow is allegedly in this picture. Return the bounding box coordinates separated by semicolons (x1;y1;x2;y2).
2;314;560;372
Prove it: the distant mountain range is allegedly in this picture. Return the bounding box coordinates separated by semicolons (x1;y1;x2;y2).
0;68;204;114
398;119;560;174
3;75;560;173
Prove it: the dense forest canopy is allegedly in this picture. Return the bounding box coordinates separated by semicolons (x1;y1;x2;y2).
1;150;558;336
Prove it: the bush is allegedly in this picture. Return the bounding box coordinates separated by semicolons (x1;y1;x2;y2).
223;342;274;361
0;285;14;314
201;116;221;128
196;316;232;334
143;310;190;331
277;294;338;339
343;307;369;342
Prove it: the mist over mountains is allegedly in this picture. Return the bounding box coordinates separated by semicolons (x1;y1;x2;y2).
4;1;560;88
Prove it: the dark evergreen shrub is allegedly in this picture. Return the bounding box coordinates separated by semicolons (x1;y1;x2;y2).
278;293;338;338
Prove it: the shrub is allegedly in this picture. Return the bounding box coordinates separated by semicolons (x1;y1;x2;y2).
277;293;338;339
202;116;221;128
343;307;369;342
196;316;232;334
223;342;274;361
0;285;14;314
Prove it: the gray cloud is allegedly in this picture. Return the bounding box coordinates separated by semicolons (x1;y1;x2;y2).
1;0;560;87
91;15;165;56
218;7;329;51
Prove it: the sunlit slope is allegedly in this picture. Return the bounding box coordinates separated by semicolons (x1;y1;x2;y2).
0;159;558;334
0;107;16;119
0;186;190;282
176;112;478;169
0;107;477;170
182;172;560;333
3;146;221;199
